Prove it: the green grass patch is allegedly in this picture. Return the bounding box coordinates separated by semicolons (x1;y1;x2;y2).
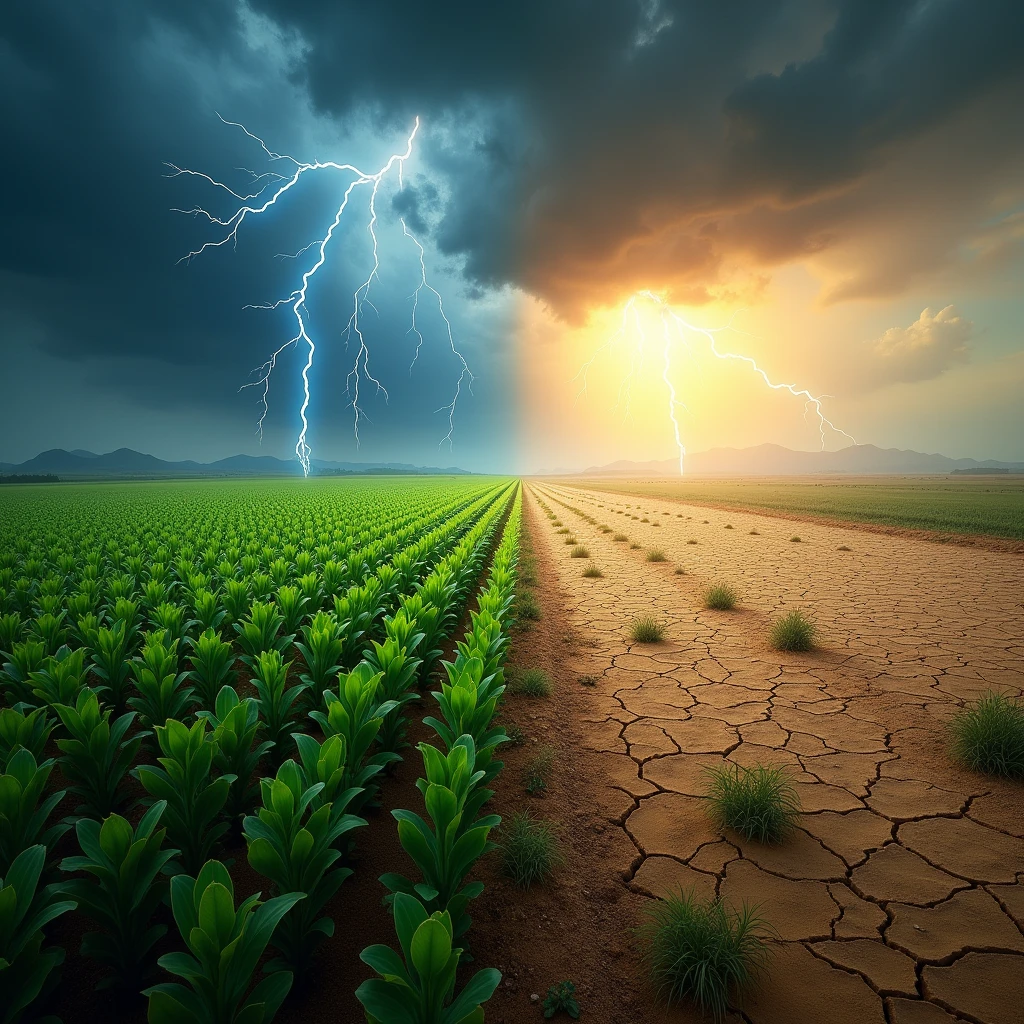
501;812;562;887
513;667;553;697
629;615;665;643
524;745;556;795
646;549;667;562
703;583;738;611
515;590;542;623
639;889;771;1022
570;545;590;558
949;692;1024;778
769;610;816;651
703;763;801;843
582;562;603;577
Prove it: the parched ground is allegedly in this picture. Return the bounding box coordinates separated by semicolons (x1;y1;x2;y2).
496;480;1024;1024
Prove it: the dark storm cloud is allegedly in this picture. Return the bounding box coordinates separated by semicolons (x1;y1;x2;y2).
250;0;1024;315
2;0;1021;446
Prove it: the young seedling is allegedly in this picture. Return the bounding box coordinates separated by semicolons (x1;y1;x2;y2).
544;980;581;1019
524;746;555;796
639;888;771;1023
703;763;800;844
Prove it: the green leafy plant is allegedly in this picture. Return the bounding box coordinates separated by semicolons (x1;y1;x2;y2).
363;627;422;753
191;589;226;632
59;804;176;988
251;649;308;757
28;645;87;707
274;585;308;636
309;663;398;808
0;845;78;1024
703;584;738;611
129;636;195;730
133;718;236;875
629;615;665;643
143;860;303;1024
703;763;800;844
500;811;561;888
294;612;344;696
356;892;501;1024
543;980;581;1019
0;749;70;876
949;692;1024;778
381;737;497;939
768;610;816;652
639;889;771;1023
244;758;365;976
53;688;144;819
90;622;133;713
197;686;273;822
234;600;294;669
185;628;237;712
0;708;53;768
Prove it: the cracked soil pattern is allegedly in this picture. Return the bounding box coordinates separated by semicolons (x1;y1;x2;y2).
524;481;1024;1024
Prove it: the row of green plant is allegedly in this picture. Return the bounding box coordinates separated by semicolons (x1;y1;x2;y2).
357;488;523;1022
0;481;520;1022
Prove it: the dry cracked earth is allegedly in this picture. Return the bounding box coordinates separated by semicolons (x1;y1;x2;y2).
526;480;1024;1024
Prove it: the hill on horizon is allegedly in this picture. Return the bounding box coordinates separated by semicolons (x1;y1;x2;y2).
575;443;1024;476
0;448;473;479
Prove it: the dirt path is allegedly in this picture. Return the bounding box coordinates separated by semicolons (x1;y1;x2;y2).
514;480;1024;1024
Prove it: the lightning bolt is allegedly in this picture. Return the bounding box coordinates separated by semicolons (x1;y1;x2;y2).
573;290;856;473
168;114;471;475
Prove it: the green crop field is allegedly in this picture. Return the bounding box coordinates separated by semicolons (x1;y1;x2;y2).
0;476;521;1021
574;476;1024;539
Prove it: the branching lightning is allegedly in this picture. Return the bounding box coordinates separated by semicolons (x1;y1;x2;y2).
168;114;471;475
573;290;856;473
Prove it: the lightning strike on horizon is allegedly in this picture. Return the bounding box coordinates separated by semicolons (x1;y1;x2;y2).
572;291;856;473
168;114;471;475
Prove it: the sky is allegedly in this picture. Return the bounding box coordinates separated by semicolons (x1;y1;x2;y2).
1;1;1022;473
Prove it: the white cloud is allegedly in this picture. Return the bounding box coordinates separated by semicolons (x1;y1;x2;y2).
859;305;972;390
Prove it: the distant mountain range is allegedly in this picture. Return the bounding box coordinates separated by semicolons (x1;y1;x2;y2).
576;443;1024;476
0;448;471;479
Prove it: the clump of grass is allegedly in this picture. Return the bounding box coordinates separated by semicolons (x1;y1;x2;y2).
578;674;598;687
570;545;590;558
949;692;1024;778
641;517;651;523
724;524;733;530
749;529;760;536
501;812;562;886
520;554;538;586
652;522;661;528
789;535;801;543
555;526;570;534
629;615;665;643
504;722;526;747
600;525;613;533
630;542;642;549
646;549;667;562
703;763;801;844
703;584;738;611
582;562;603;578
702;520;709;525
515;590;542;623
524;746;556;795
837;545;851;551
674;567;686;575
640;889;771;1023
563;535;578;545
613;533;628;542
769;610;816;652
513;667;552;697
686;539;698;545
